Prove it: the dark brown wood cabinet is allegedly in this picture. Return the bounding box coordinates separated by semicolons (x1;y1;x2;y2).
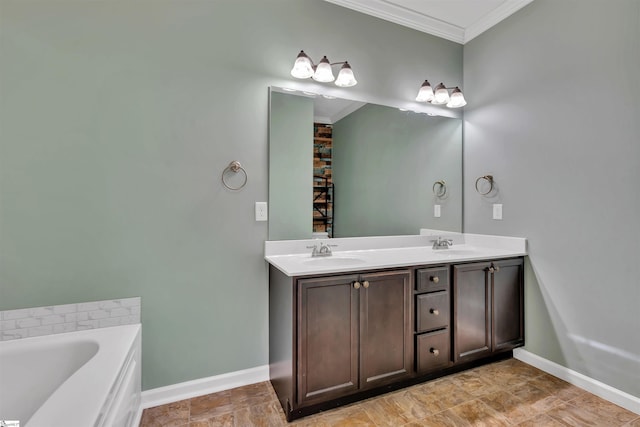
269;256;524;421
414;266;451;374
297;274;360;405
297;270;413;406
358;270;413;389
453;258;524;363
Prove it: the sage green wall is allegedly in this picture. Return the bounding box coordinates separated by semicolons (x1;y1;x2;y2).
463;0;640;396
0;0;462;389
268;92;313;240
332;104;462;236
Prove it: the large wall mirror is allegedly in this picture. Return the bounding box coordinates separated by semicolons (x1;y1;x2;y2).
268;87;462;241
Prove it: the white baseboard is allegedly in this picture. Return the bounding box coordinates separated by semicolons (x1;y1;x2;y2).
514;348;640;415
140;365;270;410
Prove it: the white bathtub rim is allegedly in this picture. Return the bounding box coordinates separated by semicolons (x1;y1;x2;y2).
15;324;141;427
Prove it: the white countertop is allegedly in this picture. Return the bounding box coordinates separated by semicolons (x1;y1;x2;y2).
265;232;527;277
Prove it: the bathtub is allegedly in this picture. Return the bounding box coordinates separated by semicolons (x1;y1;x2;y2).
0;324;141;427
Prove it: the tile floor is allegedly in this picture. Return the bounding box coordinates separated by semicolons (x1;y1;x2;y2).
139;359;640;426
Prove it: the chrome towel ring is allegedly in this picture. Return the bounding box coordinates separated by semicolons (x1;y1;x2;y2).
222;161;248;191
475;175;494;195
432;180;447;198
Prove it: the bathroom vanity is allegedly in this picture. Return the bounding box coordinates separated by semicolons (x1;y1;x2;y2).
266;234;526;421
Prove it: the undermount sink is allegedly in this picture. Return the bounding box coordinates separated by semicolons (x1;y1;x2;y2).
302;256;367;266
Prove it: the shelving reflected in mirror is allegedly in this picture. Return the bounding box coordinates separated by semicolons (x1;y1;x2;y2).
268;87;462;241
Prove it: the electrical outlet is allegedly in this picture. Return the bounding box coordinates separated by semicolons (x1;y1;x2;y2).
434;204;441;218
255;202;268;221
493;204;503;220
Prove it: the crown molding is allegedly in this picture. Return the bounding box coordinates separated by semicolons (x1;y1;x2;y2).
464;0;535;43
324;0;535;45
324;0;465;44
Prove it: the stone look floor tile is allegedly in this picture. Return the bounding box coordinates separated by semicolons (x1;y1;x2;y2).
447;371;503;397
189;391;234;421
568;393;639;424
359;395;414;426
545;402;613;426
320;406;376;426
514;413;566;426
447;399;511;426
232;401;285;427
139;360;640;427
623;417;640;427
479;390;538;424
140;399;190;427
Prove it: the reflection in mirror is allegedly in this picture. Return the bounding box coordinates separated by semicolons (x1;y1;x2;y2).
268;88;462;241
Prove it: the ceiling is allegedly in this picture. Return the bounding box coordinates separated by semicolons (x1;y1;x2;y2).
323;0;535;44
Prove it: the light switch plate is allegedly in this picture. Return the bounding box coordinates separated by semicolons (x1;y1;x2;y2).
493;204;503;220
255;202;268;221
434;204;441;218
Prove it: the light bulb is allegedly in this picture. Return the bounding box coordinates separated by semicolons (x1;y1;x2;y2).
446;87;467;108
335;62;357;87
432;83;450;104
312;56;335;82
415;80;434;102
290;50;314;79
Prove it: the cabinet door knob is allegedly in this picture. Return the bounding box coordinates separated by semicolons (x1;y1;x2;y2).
430;308;439;316
430;276;440;283
488;266;495;273
363;280;370;289
353;281;361;289
430;348;440;356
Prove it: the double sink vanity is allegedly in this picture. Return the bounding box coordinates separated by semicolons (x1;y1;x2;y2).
266;231;527;421
268;86;524;421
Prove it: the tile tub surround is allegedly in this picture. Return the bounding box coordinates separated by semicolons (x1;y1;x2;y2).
264;233;526;276
0;297;140;341
139;359;640;426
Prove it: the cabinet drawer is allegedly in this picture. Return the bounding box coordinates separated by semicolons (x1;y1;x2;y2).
416;267;449;293
416;329;451;374
416;291;449;333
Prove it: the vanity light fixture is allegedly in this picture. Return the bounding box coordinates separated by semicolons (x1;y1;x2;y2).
290;50;358;87
415;80;467;108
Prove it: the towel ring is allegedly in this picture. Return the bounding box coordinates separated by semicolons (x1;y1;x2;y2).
475;175;494;196
432;180;447;198
222;161;248;191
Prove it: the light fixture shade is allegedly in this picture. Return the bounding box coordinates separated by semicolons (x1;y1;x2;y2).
335;62;357;87
415;80;434;102
312;56;335;82
291;50;314;79
446;87;467;108
432;83;450;105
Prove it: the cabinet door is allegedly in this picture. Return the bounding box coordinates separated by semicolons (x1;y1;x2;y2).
492;259;524;351
453;263;491;362
359;270;413;388
297;275;360;406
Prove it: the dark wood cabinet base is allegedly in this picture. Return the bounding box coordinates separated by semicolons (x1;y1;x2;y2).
269;257;524;423
279;351;513;422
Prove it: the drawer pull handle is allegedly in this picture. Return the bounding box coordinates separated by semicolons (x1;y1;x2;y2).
430;348;440;356
430;308;439;316
430;276;440;283
353;281;361;289
363;280;370;289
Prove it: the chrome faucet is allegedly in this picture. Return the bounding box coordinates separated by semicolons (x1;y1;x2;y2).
306;242;337;257
431;236;453;250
